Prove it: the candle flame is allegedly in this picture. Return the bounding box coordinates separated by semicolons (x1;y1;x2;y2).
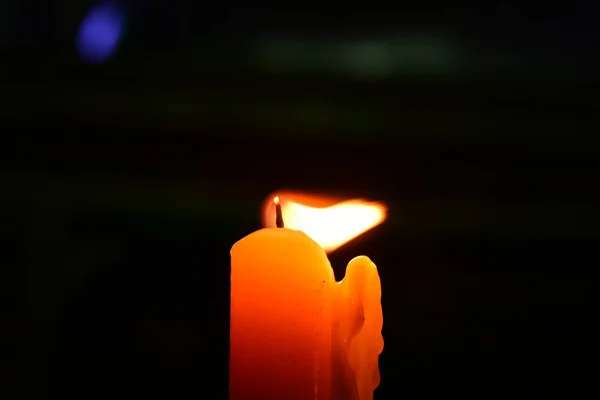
263;191;387;253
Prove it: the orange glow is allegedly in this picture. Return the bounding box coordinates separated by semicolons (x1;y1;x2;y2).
263;191;387;253
274;196;280;205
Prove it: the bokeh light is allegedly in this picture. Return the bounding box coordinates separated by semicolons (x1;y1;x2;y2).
75;3;127;64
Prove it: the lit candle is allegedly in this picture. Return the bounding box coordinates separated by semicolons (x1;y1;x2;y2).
230;195;384;400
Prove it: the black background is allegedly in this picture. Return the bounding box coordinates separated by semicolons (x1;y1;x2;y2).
2;2;598;398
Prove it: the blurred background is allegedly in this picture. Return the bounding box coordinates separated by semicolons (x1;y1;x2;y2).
2;1;597;398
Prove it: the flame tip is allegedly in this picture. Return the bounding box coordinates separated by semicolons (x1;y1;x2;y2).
273;196;280;205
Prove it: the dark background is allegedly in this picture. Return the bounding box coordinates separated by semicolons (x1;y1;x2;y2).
2;2;597;398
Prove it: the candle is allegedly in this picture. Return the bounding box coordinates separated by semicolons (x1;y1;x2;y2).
230;195;384;400
230;225;335;400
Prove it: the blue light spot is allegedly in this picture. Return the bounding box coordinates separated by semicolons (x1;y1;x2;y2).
76;3;126;64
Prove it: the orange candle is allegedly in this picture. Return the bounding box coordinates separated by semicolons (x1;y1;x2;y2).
230;196;384;400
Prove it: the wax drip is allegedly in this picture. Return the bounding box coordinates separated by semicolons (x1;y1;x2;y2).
332;256;383;400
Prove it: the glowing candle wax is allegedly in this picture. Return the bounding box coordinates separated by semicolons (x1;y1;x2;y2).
230;196;384;400
333;256;383;400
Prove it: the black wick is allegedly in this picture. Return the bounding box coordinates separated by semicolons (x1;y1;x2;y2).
274;196;284;228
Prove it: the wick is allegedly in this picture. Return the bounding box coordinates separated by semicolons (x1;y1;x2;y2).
274;196;284;228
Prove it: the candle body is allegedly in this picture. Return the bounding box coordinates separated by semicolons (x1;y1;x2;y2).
230;228;335;400
230;229;383;400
